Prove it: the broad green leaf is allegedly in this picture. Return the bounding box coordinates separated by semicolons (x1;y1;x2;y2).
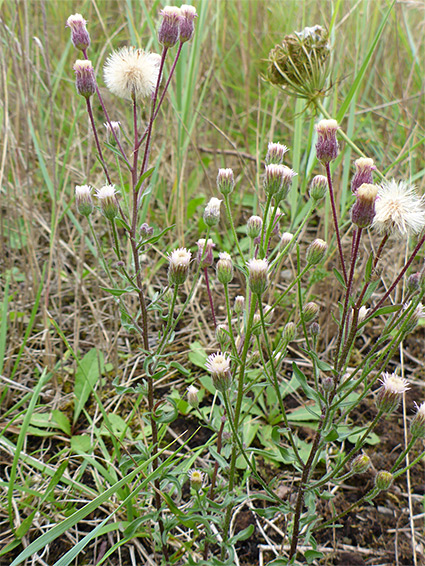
73;348;104;424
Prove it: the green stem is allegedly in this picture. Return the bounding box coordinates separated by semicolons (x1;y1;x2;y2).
224;194;245;262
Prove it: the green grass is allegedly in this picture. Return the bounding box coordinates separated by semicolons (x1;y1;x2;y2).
1;0;424;564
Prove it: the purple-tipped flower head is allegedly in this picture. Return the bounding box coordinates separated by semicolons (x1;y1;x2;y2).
168;247;192;286
75;185;93;216
196;238;215;268
265;142;288;165
158;6;181;48
247;258;269;295
217;168;234;196
73;60;96;98
96;185;119;220
351;183;379;228
206;352;232;392
179;4;197;43
376;372;409;414
264;164;296;201
351;157;376;194
66;13;90;51
315;119;339;164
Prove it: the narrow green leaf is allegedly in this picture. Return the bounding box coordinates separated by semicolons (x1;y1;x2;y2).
73;348;104;424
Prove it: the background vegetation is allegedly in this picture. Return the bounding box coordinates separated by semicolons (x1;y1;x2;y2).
0;0;424;564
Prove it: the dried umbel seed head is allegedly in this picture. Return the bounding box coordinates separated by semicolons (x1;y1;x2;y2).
217;168;235;196
351;157;376;194
309;175;328;201
375;470;394;491
265;142;288;165
306;238;328;265
234;295;245;314
216;324;229;346
372;179;425;238
104;121;121;142
158;6;181;48
75;185;93;217
216;252;234;285
302;301;319;323
187;385;199;409
203;197;222;227
315;119;339;164
188;469;204;491
206;352;232;392
410;402;425;438
351;183;379;228
283;321;297;343
168;247;192;286
179;4;197;43
375;372;410;414
350;454;371;474
95;185;119;220
407;272;421;295
267;25;330;101
66;13;90;51
104;47;161;102
247;216;262;239
73;60;96;98
196;238;215;268
247;258;269;295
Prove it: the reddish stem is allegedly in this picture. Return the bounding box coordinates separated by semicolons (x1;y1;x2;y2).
325;162;347;285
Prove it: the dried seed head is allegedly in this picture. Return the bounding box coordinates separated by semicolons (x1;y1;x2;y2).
179;4;197;43
75;185;93;216
372;179;425;238
168;247;192;286
203;197;222;227
351;157;376;194
376;372;409;414
66;13;90;51
104;47;161;102
309;174;328;201
247;258;269;295
73;59;96;98
351;183;379;228
95;184;119;220
206;352;232;392
217;168;235;196
265;142;289;165
158;6;181;48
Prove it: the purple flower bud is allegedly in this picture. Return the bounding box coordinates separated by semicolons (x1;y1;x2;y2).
73;60;96;98
66;14;90;51
315;119;339;164
179;5;197;43
158;6;181;48
351;183;378;228
351;157;376;194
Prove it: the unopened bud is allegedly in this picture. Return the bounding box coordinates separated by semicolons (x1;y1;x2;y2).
234;295;245;314
216;324;229;346
247;216;263;239
283;322;297;343
322;376;333;393
315;119;339;164
206;352;232;393
179;4;197;43
95;184;119;220
203;197;222;227
158;6;181;48
310;322;320;336
375;470;394;491
407;273;421;295
196;238;215;268
66;13;91;51
247;258;269;295
104;121;121;143
216;252;233;285
306;238;328;265
350;454;371;474
309;175;328;201
375;372;409;414
140;223;154;240
351;183;378;228
168;248;192;286
410;402;425;438
281;232;293;248
252;313;262;337
302;302;319;323
217;168;234;196
187;385;199;408
73;60;96;98
351;157;376;194
265;142;288;165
